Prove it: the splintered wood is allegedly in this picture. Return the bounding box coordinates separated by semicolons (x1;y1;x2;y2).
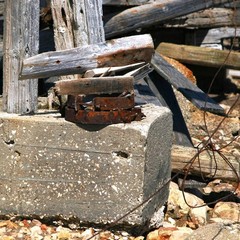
3;0;39;113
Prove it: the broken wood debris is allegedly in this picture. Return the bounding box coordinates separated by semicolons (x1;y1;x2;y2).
19;34;154;80
162;8;240;28
83;62;146;78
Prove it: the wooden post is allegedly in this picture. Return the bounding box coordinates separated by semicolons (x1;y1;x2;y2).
3;0;39;113
50;0;105;82
72;0;105;46
50;0;74;51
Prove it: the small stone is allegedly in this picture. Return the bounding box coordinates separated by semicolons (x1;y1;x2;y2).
30;225;43;240
57;229;71;240
2;236;14;240
30;225;42;235
32;219;42;227
202;186;212;194
0;221;8;228
99;231;113;240
68;223;78;230
147;227;178;240
133;237;144;240
146;229;158;240
169;227;193;240
0;227;6;236
121;231;129;237
212;202;240;222
80;228;96;240
168;181;205;214
189;205;209;226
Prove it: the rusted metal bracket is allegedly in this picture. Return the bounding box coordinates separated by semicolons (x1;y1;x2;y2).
64;94;145;124
56;65;151;125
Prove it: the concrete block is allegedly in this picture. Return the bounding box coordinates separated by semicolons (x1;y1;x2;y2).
0;104;172;228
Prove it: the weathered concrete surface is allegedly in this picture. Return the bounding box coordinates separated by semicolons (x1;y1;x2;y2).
0;104;172;227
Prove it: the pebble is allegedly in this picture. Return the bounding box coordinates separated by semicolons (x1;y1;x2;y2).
212;202;240;222
0;179;238;240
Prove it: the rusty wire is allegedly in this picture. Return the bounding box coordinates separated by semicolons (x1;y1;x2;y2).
180;0;240;209
87;1;240;238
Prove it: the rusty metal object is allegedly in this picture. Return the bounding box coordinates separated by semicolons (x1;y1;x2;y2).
65;107;144;124
93;95;134;110
64;94;144;124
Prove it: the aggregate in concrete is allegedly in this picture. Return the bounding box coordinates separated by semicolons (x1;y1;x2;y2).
0;104;172;227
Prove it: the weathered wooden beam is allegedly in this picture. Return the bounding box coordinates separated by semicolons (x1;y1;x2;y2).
163;8;240;28
51;0;74;51
185;27;240;46
171;145;240;181
157;42;240;69
104;0;231;38
72;0;105;46
55;76;134;95
51;0;77;82
144;71;193;147
20;34;154;80
151;52;224;114
3;0;39;113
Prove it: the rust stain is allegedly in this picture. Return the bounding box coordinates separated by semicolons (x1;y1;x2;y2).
97;48;154;68
93;95;135;111
64;94;144;124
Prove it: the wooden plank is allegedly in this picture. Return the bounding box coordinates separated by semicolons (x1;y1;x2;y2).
157;42;240;69
72;0;105;46
151;52;224;114
20;34;154;80
104;0;230;38
3;0;39;113
171;145;240;181
55;76;134;95
51;0;77;82
163;8;240;28
51;0;74;51
144;71;193;147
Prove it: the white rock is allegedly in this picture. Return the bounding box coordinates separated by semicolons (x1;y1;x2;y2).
212;202;240;222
